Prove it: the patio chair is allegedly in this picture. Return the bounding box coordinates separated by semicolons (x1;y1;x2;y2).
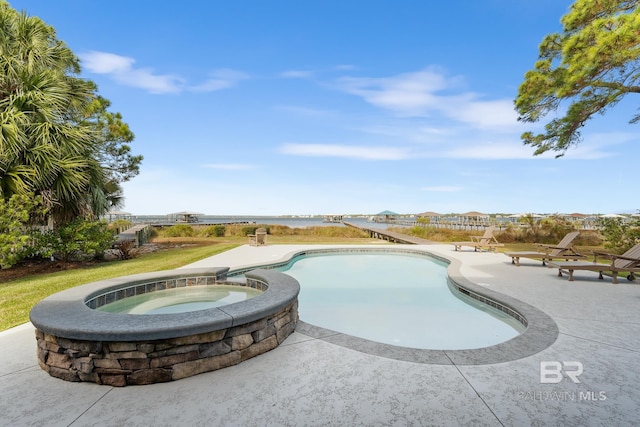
547;243;640;284
505;231;583;266
453;226;504;252
248;228;267;246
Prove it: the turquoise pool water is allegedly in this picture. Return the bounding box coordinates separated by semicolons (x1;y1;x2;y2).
278;252;523;350
96;285;262;315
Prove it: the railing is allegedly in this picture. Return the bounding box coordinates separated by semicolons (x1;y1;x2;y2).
116;224;152;247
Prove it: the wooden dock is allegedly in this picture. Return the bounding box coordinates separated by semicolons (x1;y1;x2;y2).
343;222;434;245
144;221;253;227
115;224;152;247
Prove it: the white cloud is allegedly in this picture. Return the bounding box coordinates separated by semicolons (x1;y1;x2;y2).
443;98;520;129
421;186;463;192
80;51;133;73
80;51;184;94
280;70;314;79
80;51;248;94
336;66;521;131
355;122;453;144
437;131;630;161
189;69;250;92
338;67;450;115
280;143;411;160
560;131;633;159
202;163;255;170
441;141;555;159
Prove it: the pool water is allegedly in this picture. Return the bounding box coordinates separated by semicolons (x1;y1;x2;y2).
96;285;263;315
279;253;523;350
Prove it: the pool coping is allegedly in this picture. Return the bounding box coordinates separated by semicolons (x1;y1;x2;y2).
229;247;559;366
29;268;300;342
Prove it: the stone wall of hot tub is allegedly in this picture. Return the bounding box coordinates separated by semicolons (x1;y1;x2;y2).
30;268;300;386
35;301;297;386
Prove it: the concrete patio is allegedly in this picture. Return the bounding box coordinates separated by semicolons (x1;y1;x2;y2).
1;243;639;426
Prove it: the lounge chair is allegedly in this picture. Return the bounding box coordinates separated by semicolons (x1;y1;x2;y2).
453;226;504;252
505;231;583;266
548;243;640;284
248;228;267;246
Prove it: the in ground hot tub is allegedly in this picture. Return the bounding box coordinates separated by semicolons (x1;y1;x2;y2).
29;268;299;386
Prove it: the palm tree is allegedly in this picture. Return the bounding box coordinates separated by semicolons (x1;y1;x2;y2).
0;1;111;224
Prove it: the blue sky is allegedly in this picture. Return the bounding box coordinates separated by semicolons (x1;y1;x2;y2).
11;1;639;216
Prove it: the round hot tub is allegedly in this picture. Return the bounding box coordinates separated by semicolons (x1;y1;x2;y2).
94;285;264;314
29;268;299;386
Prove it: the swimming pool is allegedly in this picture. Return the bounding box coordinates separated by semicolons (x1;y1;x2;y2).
275;251;524;350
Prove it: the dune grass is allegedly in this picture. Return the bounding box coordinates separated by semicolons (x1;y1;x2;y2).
0;243;239;331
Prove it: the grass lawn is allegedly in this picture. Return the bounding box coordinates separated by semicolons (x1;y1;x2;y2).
0;243;239;331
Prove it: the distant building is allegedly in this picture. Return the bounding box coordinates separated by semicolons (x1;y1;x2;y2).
168;211;204;223
323;214;344;223
370;210;398;223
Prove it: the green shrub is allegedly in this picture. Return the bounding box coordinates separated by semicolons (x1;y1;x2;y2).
575;230;602;247
114;239;139;260
416;217;430;226
540;216;575;243
164;224;195;237
240;225;271;236
37;218;115;262
494;225;518;243
496;215;577;244
0;194;46;268
598;216;640;254
202;225;226;237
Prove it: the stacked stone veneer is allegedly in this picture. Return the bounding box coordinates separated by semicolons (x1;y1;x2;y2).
35;300;297;387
